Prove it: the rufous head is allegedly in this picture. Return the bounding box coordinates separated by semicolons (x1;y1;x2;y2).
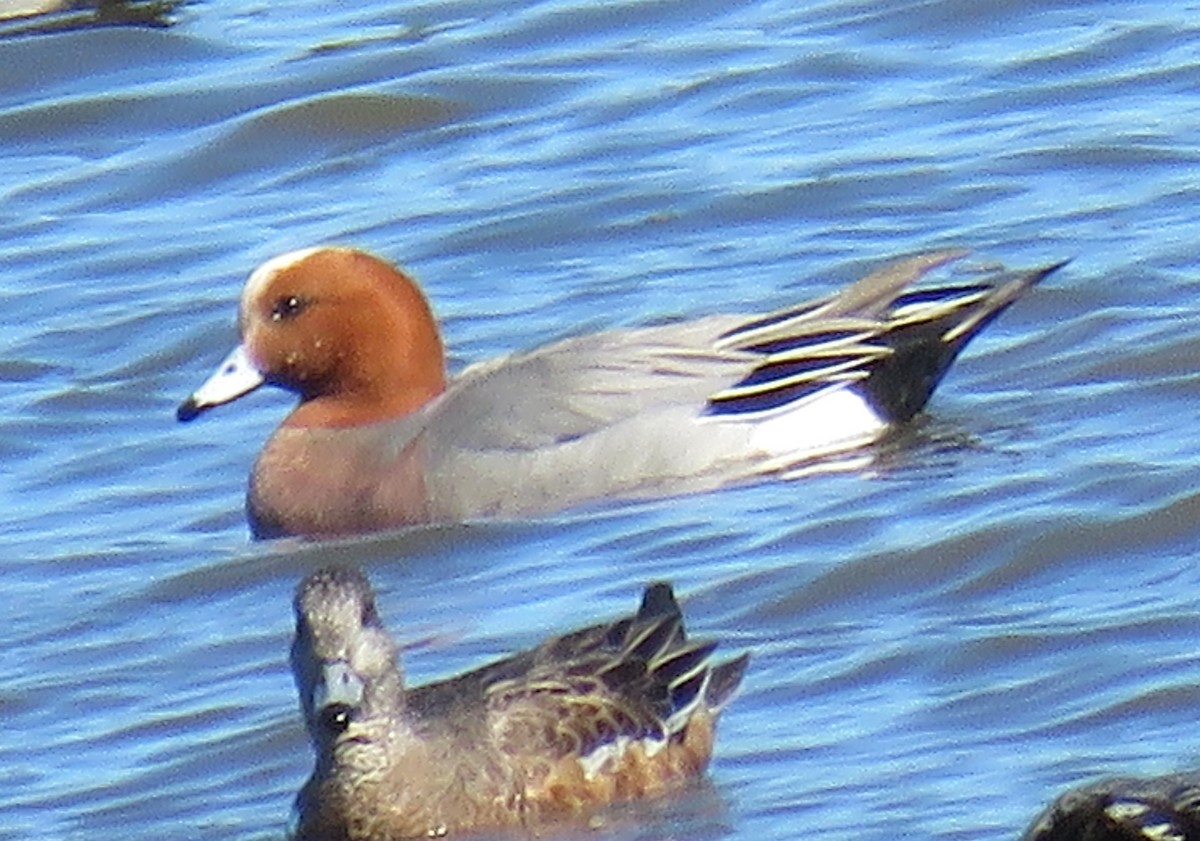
178;247;447;428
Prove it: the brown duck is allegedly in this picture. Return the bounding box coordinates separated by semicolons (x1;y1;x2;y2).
1023;772;1200;841
289;567;750;840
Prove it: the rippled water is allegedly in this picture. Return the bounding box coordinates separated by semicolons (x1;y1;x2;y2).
3;1;1200;839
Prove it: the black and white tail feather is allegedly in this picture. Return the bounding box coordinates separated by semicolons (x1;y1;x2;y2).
513;581;749;779
706;249;1067;423
593;582;747;743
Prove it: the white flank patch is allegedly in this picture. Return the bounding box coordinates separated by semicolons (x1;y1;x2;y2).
578;738;628;780
578;735;667;780
746;385;886;467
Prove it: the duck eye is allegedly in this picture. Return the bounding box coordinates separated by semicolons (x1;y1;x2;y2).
272;295;308;321
320;702;354;734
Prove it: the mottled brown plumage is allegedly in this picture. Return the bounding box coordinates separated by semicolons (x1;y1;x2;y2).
1023;773;1200;841
288;567;749;840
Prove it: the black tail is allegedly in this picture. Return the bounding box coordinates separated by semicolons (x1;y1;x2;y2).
634;582;749;715
705;652;750;712
863;260;1067;423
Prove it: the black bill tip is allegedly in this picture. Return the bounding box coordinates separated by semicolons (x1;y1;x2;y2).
176;396;204;423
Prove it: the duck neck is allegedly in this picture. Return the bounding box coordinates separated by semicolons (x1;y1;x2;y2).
286;377;445;429
284;332;448;430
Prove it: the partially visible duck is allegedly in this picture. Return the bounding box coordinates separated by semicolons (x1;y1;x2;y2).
177;247;1063;539
1022;773;1200;841
288;567;749;840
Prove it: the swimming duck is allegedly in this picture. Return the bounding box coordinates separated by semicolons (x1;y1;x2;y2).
1023;773;1200;841
178;247;1062;539
288;566;749;840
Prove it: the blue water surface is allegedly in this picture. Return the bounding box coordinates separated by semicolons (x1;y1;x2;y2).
2;1;1200;839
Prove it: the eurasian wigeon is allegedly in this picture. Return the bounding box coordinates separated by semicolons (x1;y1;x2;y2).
177;247;1064;539
1022;772;1200;841
288;566;749;840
